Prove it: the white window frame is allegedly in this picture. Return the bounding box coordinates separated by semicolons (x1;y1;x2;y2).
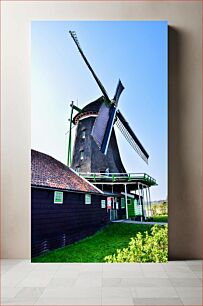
85;194;91;204
127;199;132;205
54;191;63;204
82;130;86;139
121;198;125;208
80;150;84;160
101;199;106;208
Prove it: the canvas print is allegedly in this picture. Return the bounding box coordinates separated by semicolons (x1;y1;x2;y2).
31;21;168;262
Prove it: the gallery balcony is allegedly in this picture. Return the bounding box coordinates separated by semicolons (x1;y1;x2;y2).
78;172;157;187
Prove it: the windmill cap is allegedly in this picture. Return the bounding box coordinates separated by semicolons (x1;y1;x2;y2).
73;96;104;124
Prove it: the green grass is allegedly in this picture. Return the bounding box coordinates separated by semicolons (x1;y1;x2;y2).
152;215;168;223
32;223;153;263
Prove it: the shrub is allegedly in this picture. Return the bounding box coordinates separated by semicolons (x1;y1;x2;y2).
152;202;168;216
104;224;168;263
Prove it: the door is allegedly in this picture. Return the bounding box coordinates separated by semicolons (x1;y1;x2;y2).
127;197;136;218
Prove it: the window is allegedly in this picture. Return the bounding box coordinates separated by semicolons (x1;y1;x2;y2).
85;194;91;204
121;198;125;208
75;166;80;172
82;130;86;139
101;199;106;208
80;150;84;160
127;199;132;205
54;191;63;204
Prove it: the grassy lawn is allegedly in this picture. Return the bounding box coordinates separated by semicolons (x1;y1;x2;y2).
32;223;153;263
152;215;168;223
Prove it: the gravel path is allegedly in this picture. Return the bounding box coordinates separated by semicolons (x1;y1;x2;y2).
112;219;167;226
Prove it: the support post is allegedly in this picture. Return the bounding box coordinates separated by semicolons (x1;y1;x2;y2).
141;184;145;221
145;185;149;218
124;184;128;220
148;187;152;217
133;193;137;217
138;183;142;222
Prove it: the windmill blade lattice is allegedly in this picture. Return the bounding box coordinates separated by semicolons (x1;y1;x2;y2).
116;111;149;164
69;31;111;103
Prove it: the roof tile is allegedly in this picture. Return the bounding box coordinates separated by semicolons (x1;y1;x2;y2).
31;150;100;194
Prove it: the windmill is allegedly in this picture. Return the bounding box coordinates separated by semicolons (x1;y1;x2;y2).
68;31;149;174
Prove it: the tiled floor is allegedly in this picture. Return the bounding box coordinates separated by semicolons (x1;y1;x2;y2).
1;260;202;305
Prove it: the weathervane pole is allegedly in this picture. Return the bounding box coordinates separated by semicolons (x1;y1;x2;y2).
67;101;74;167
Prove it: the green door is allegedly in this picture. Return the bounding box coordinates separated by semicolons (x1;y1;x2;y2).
127;197;136;218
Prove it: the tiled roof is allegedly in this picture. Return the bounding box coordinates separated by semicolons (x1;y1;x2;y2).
31;150;101;194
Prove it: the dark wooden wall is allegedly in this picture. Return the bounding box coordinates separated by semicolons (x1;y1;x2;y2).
71;115;126;174
31;188;110;258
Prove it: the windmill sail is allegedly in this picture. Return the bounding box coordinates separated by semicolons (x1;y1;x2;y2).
69;30;148;163
116;110;149;164
91;79;124;154
91;103;111;151
113;80;125;105
69;31;111;104
100;104;117;154
69;31;125;155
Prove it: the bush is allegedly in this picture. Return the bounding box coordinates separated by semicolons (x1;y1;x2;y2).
152;202;168;216
104;224;168;263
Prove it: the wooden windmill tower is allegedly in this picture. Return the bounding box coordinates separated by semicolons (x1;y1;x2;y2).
68;31;149;174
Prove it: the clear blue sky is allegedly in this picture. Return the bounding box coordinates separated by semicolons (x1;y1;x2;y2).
31;21;168;201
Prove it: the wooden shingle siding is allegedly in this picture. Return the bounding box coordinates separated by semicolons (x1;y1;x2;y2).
31;188;109;258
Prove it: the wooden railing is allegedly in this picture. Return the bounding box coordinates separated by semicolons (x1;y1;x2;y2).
78;172;157;185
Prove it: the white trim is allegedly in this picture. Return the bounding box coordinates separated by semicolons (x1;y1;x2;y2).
89;182;146;185
138;183;142;221
78;114;98;121
124;184;128;220
54;191;63;204
141;184;146;219
121;192;134;199
85;193;91;204
148;187;152;217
